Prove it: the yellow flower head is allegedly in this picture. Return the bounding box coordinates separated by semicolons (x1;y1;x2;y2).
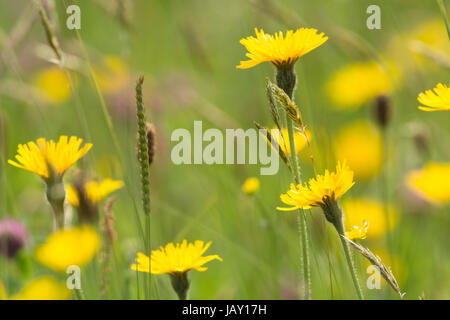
237;28;328;69
278;160;354;211
333;121;383;180
405;162;450;204
326;61;393;109
131;240;222;275
269;127;311;155
8;136;92;179
345;220;369;240
342;198;397;238
66;178;124;207
33;67;72;104
242;177;260;195
11;276;71;300
417;83;450;111
35;225;100;273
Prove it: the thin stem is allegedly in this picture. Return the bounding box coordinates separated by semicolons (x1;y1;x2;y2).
277;66;311;300
437;0;450;40
339;234;364;300
331;205;364;300
74;288;86;300
286;117;311;300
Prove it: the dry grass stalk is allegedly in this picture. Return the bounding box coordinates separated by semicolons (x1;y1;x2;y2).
343;236;405;299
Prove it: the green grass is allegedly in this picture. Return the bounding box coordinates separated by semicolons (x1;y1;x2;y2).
0;0;449;300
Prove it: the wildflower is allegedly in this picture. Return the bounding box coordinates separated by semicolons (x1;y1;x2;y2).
278;161;364;298
326;61;393;109
66;179;123;207
278;160;354;212
242;177;260;195
333;121;383;180
237;28;328;70
8;136;92;229
35;225;100;273
33;66;72;104
345;221;369;240
0;218;30;258
11;276;71;300
387;19;450;72
8;136;92;180
405;162;450;204
342;198;397;238
131;240;222;299
0;280;5;300
93;55;130;94
417;83;450;111
66;178;123;223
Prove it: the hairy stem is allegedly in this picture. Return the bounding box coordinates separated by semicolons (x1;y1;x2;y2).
276;65;311;300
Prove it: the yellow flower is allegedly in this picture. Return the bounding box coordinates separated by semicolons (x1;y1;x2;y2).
131;240;222;275
387;19;450;73
66;178;124;207
405;162;450;204
326;61;393;109
333;121;383;180
342;198;397;238
278;160;354;211
11;276;71;300
33;67;72;104
417;83;450;111
93;56;130;94
237;28;328;69
8;136;92;179
35;225;100;272
345;220;369;240
242;177;260;195
0;280;6;300
269;127;311;155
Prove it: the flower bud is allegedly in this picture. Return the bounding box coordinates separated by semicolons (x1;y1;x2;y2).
0;218;30;258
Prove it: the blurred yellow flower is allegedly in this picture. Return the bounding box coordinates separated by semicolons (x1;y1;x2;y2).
11;276;71;300
345;220;369;240
269;127;311;155
334;121;383;180
417;83;450;111
0;280;6;300
342;198;397;238
33;67;72;104
8;136;92;179
35;225;100;272
131;240;222;275
93;55;130;94
326;61;393;109
237;28;328;69
242;177;260;195
387;19;450;72
278;160;354;211
66;178;124;207
405;162;450;204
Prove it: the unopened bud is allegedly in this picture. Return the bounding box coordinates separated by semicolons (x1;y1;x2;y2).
374;95;391;128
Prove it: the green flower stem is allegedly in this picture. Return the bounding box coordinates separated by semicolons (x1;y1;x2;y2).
45;171;65;230
323;200;364;300
276;65;311;300
170;272;190;300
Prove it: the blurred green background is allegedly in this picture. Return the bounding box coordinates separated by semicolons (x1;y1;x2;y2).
0;0;449;299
